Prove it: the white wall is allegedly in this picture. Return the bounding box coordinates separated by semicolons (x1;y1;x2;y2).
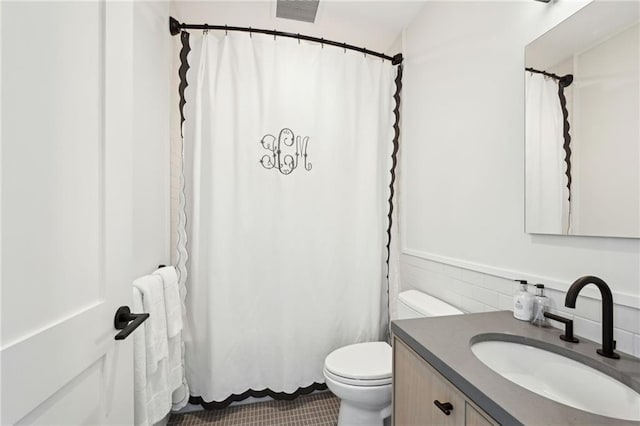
169;1;421;55
133;1;172;276
400;0;639;302
399;0;640;355
169;34;182;265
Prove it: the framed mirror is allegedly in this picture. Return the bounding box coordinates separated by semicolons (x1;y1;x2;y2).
525;1;639;238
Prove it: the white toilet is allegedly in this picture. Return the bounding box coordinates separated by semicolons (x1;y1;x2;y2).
323;290;464;426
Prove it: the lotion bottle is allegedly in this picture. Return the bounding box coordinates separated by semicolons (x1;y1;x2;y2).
513;280;533;321
530;284;549;327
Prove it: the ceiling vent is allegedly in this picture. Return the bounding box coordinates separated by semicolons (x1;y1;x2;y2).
276;0;319;23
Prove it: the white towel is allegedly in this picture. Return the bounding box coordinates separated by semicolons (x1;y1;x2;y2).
132;287;149;426
145;358;171;425
133;274;169;375
153;266;183;337
153;266;187;408
133;287;171;426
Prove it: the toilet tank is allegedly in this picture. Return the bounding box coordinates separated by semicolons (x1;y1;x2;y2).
397;290;464;319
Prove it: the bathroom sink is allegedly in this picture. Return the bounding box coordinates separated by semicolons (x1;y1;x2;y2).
470;334;640;421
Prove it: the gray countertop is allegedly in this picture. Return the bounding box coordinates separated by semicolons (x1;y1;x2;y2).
391;310;640;425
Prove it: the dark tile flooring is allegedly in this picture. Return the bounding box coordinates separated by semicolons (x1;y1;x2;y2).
168;392;340;426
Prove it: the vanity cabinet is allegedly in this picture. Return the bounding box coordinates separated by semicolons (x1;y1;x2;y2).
393;337;497;426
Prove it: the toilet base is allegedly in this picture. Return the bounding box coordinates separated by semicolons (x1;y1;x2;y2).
337;400;391;426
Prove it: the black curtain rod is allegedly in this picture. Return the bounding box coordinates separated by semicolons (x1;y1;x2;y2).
169;17;403;65
526;67;573;87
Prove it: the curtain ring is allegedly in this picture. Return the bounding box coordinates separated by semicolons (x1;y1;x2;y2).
364;49;367;58
297;33;300;44
321;38;324;48
343;42;347;54
224;25;228;36
274;30;276;41
249;27;252;38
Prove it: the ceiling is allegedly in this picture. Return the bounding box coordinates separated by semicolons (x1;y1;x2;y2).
170;1;426;54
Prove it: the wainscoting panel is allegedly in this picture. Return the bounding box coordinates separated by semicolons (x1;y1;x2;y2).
399;253;640;357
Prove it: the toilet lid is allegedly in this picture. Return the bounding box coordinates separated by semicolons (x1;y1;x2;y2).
324;342;391;381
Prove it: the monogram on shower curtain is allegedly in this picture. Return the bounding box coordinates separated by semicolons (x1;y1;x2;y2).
179;31;396;403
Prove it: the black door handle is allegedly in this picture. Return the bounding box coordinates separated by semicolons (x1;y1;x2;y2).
113;306;149;341
434;400;453;415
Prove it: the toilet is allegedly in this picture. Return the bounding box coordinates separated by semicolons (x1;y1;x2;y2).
323;290;464;426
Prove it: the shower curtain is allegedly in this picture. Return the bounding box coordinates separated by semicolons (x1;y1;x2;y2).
178;31;397;403
525;71;570;234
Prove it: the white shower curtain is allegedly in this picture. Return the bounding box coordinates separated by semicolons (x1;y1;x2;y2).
525;71;570;234
179;32;396;403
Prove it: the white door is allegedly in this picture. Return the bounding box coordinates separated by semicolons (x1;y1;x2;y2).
1;1;136;424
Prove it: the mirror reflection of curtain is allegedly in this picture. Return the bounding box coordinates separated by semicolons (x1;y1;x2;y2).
525;71;570;234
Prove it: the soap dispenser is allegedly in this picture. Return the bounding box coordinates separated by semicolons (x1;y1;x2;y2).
513;280;533;321
530;284;549;327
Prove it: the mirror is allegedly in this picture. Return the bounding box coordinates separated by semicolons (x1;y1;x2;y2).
525;1;639;238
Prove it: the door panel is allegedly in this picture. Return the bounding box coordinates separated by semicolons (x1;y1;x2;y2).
1;1;103;347
1;1;134;424
15;357;105;426
2;306;108;424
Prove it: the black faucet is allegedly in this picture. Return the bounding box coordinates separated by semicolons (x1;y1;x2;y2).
565;275;619;359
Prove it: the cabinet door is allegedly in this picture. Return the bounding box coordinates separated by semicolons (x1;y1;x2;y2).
466;403;498;426
393;337;465;426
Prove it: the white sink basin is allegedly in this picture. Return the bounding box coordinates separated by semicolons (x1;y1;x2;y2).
471;337;640;421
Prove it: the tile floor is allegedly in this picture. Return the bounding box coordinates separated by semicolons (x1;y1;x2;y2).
168;392;340;426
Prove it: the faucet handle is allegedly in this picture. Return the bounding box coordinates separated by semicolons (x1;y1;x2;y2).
544;312;579;343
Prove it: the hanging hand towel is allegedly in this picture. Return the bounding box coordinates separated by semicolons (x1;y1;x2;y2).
153;266;185;396
133;287;172;426
153;266;183;337
132;287;149;426
133;274;169;374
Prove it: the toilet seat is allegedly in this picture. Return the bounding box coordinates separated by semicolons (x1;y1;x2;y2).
324;342;392;386
324;367;392;387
